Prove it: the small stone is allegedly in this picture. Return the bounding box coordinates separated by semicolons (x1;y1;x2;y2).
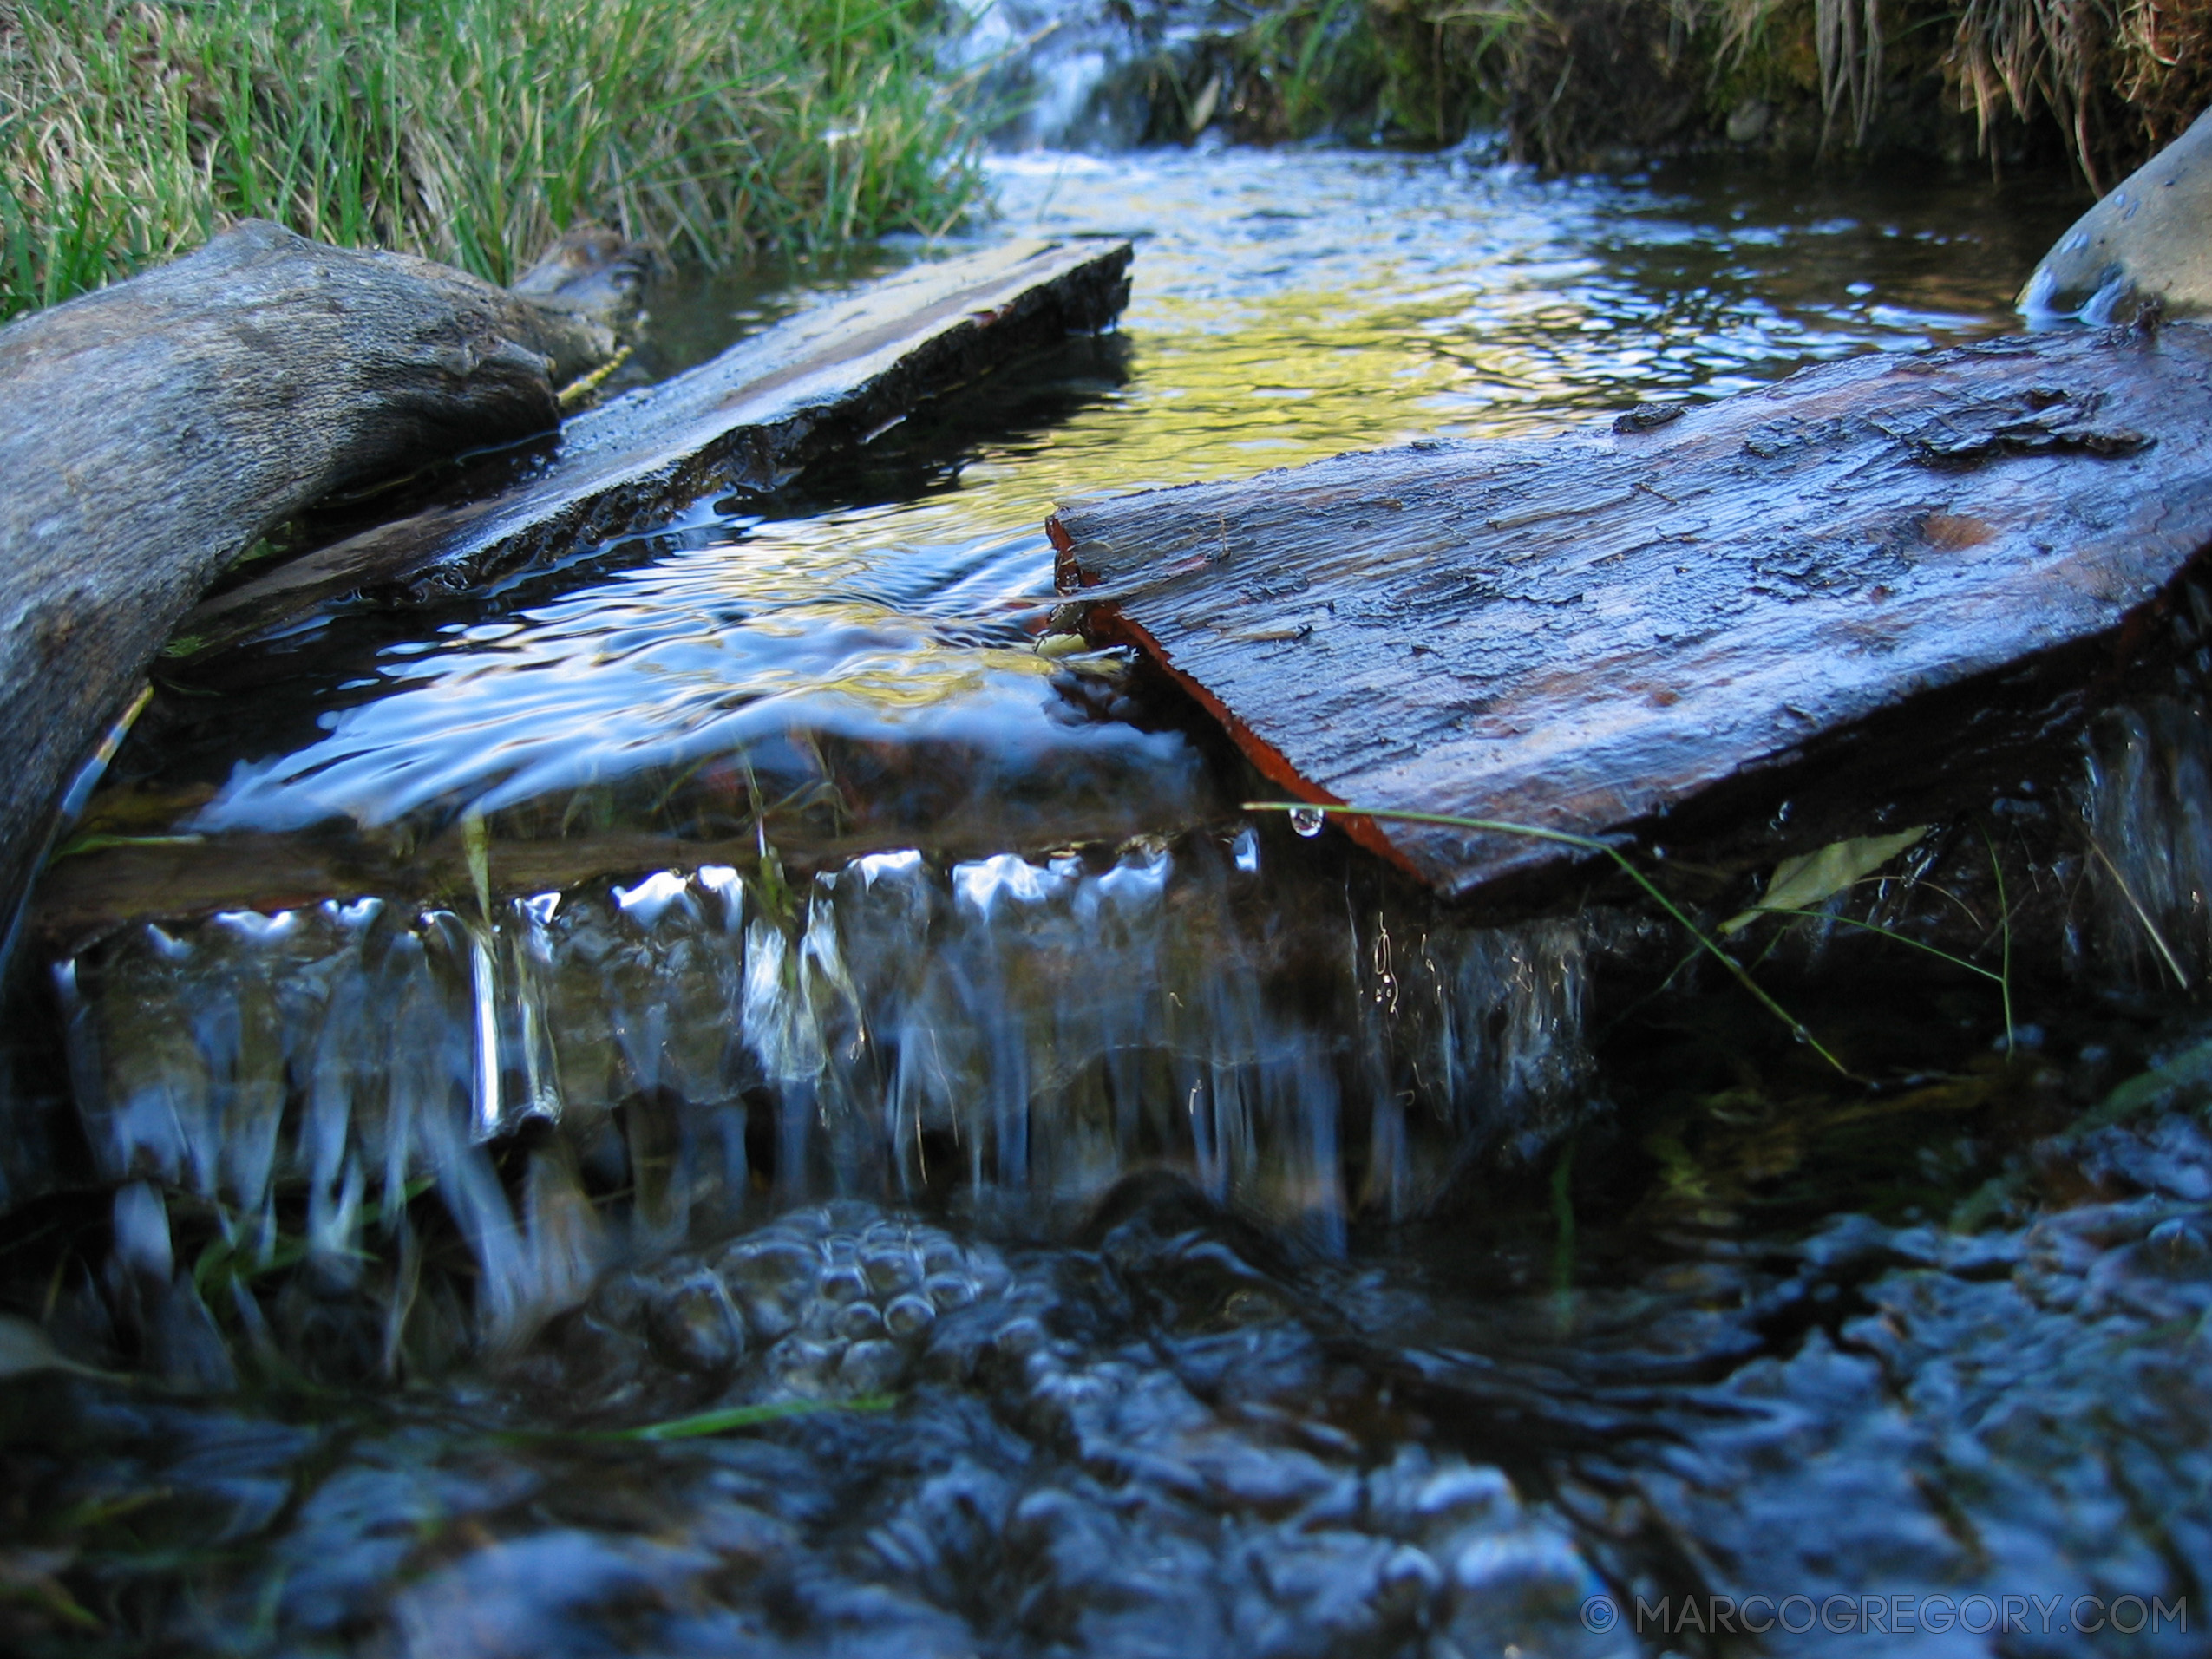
834;1301;886;1342
924;1273;980;1312
1726;97;1770;143
764;1336;844;1399
1412;1463;1517;1531
2145;1215;2209;1270
860;1245;920;1297
718;1238;817;1294
1374;1544;1443;1625
919;1238;967;1277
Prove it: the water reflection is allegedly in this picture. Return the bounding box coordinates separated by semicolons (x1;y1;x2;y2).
82;147;2079;859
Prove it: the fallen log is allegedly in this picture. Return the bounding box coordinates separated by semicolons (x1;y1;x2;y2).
0;220;618;944
178;237;1135;655
1049;318;2212;910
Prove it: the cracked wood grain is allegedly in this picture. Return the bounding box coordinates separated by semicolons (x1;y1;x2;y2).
1050;322;2212;910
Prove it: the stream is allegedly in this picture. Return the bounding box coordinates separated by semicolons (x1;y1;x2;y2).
4;140;2210;1657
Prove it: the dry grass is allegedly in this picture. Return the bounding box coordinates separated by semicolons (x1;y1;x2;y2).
1708;0;2212;180
0;0;988;320
1947;0;2212;188
1337;0;2212;179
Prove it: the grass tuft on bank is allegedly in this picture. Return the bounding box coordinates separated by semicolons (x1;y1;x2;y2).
0;0;989;321
1181;0;2211;184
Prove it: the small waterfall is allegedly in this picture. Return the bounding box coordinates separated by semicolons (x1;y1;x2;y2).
954;0;1242;151
49;826;1593;1359
2081;696;2212;990
955;0;1155;151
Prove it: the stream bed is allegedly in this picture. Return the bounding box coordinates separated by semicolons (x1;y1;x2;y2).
5;145;2210;1657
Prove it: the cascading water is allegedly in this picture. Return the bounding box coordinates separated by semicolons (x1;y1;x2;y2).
51;826;1594;1364
952;0;1223;152
2081;689;2212;989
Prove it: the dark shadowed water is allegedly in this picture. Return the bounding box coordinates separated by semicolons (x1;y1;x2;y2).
6;146;2211;1658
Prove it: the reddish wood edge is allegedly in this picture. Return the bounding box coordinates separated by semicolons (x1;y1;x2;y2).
1048;513;1416;877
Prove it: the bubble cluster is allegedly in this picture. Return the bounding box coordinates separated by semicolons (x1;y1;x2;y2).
517;1203;1012;1417
710;1203;1011;1401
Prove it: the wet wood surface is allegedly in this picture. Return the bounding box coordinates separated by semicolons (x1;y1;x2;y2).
183;238;1135;655
0;221;610;941
1050;320;2212;906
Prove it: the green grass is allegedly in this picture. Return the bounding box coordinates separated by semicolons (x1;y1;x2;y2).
0;0;989;321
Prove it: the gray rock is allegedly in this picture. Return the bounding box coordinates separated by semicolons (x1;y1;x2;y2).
2022;104;2212;322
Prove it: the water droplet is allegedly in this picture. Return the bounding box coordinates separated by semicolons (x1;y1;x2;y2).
1290;807;1325;838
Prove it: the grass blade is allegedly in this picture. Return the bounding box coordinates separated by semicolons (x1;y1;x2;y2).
1244;800;1856;1078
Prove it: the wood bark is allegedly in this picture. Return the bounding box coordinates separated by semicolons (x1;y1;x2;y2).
1050;319;2212;911
0;220;610;943
177;238;1135;654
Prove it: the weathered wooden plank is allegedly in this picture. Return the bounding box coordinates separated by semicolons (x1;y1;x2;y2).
183;238;1135;652
0;220;614;945
1049;320;2212;906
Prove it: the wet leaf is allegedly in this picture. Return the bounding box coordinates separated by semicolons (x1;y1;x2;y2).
2091;1034;2212;1126
1720;826;1927;934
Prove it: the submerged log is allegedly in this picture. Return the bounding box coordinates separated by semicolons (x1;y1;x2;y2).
1050;319;2212;909
509;223;664;336
179;238;1135;654
0;220;612;943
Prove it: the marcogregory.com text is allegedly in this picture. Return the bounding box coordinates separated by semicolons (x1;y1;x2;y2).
1579;1592;2188;1638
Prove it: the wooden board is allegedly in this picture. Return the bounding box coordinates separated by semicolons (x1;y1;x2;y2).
1049;320;2212;906
185;237;1134;652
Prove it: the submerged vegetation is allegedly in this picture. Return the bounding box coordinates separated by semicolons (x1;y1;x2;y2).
1147;0;2212;183
0;0;989;320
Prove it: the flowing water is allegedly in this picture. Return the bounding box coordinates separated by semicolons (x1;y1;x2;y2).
6;142;2212;1657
